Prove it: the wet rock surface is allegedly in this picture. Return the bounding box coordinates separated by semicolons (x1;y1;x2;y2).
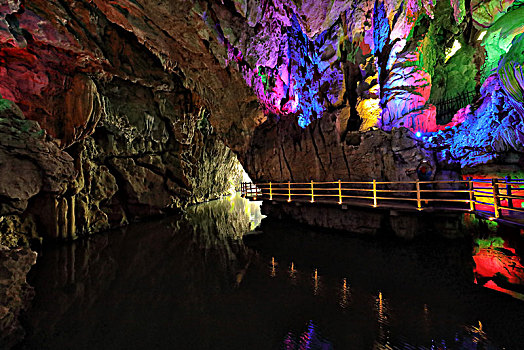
0;69;243;243
0;1;244;243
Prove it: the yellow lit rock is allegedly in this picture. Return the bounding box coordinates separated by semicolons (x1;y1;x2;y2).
357;97;381;131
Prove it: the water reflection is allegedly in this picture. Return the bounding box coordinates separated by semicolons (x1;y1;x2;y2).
17;196;524;350
282;321;333;350
312;269;321;296
338;278;350;309
473;235;524;300
289;262;297;284
374;291;391;349
271;256;277;278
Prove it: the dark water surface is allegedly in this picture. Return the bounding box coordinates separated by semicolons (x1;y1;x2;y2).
18;195;524;349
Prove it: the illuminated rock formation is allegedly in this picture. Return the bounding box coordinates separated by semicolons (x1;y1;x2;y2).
0;0;523;244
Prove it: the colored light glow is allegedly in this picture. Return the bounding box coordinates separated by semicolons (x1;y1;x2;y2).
289;262;296;281
357;98;381;131
475;236;505;250
473;234;524;300
481;280;524;301
339;278;350;309
313;268;319;295
445;39;462;63
416;131;421;137
478;31;487;41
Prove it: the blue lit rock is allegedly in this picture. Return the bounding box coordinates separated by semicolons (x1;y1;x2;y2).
427;72;524;168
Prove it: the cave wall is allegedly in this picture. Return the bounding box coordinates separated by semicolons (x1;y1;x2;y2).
0;1;244;245
0;74;243;245
1;0;524;245
245;109;435;183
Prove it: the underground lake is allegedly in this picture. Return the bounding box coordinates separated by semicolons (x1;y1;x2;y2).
13;194;524;350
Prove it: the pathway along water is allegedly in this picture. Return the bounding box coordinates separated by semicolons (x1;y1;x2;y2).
17;194;524;349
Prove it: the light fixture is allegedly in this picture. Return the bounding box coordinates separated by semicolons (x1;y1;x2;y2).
445;39;462;62
477;31;487;41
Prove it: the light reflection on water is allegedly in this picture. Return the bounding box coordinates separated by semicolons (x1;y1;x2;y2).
289;262;297;284
19;196;524;350
282;320;333;350
338;278;350;309
472;234;524;300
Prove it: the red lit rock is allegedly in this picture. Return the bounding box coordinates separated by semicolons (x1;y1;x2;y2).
0;98;75;216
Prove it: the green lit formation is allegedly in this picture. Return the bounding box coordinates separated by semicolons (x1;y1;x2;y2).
476;236;505;249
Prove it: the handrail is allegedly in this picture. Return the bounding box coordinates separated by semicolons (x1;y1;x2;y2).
241;177;524;224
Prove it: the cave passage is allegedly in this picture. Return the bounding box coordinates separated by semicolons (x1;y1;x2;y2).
18;195;524;350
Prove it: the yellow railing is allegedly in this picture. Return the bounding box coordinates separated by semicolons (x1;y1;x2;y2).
240;178;524;221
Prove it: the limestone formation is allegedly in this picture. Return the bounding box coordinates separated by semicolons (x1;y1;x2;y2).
0;0;523;245
245;111;435;183
0;99;76;216
0;2;245;243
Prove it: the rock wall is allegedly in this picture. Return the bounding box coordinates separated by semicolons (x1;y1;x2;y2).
0;1;245;245
0;245;37;349
0;81;242;244
244;109;435;183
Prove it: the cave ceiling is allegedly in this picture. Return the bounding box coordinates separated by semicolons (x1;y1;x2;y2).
1;0;523;157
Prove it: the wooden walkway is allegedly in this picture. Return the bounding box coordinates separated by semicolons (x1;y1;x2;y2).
241;178;524;228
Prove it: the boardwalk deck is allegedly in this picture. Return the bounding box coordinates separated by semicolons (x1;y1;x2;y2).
241;178;524;228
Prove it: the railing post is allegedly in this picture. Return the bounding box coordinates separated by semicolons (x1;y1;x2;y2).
310;180;314;203
506;176;513;209
468;177;475;211
373;179;377;207
338;180;342;205
416;179;422;210
287;181;291;202
492;178;500;219
269;182;273;200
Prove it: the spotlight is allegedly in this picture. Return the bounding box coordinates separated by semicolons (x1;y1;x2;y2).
416;132;422;137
